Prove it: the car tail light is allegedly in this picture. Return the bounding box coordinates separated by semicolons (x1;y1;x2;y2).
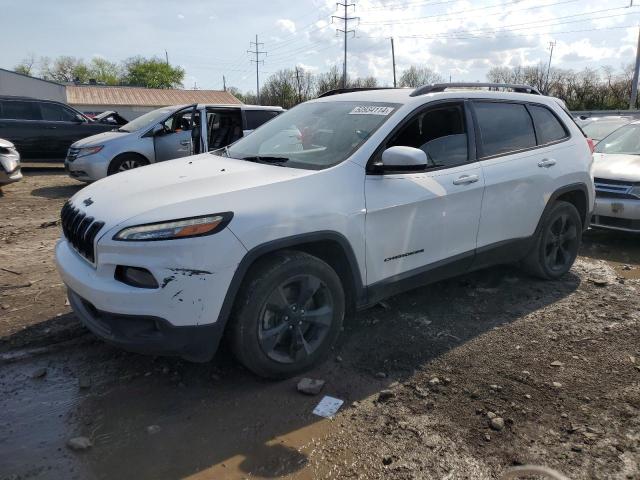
586;137;595;153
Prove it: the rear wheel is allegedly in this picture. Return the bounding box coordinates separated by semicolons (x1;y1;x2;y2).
230;251;345;379
522;201;582;279
107;154;148;175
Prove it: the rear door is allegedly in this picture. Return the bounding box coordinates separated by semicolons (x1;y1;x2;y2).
0;100;44;159
472;100;570;253
243;109;281;136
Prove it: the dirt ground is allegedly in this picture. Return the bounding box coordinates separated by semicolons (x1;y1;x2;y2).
1;171;639;480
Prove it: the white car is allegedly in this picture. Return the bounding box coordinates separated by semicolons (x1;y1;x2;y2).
0;138;22;187
55;83;595;378
591;121;640;232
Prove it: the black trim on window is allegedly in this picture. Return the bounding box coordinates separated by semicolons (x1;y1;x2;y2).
470;99;573;161
525;103;570;147
366;99;476;175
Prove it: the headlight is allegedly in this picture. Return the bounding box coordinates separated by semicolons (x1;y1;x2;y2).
113;213;233;241
76;146;104;158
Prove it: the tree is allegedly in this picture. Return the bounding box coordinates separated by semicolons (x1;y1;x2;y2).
122;56;184;89
398;66;444;88
14;54;36;76
41;56;89;83
316;66;342;95
88;58;121;85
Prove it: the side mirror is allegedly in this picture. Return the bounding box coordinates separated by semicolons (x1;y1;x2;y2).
152;124;164;136
74;114;86;124
380;146;427;172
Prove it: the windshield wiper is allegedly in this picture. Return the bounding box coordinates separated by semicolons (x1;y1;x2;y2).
240;155;289;164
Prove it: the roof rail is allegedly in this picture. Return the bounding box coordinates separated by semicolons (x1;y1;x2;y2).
410;83;541;97
318;87;396;98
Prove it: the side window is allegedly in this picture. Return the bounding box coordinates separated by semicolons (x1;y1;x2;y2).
387;103;468;168
474;102;536;157
163;109;193;132
245;110;280;130
0;101;40;120
41;103;78;122
528;104;568;145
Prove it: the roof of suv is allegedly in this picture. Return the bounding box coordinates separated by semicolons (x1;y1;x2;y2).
313;87;561;110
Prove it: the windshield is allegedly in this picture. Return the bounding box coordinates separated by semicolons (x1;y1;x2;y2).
594;123;640;155
583;119;629;141
221;101;400;170
118;107;176;133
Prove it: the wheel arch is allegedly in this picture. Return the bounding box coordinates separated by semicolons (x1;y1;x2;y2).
217;231;365;333
538;183;590;234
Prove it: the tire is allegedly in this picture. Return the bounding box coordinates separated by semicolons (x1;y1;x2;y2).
107;154;149;176
229;250;345;379
522;200;582;280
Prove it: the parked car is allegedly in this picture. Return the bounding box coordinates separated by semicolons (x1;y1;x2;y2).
0;138;22;187
55;83;594;378
591;121;640;232
64;104;284;182
90;110;128;126
0;96;118;160
581;116;632;144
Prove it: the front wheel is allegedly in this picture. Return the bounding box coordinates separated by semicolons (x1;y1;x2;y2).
522;200;582;279
229;251;345;379
107;154;149;175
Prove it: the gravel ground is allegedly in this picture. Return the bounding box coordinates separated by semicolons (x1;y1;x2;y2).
0;171;639;480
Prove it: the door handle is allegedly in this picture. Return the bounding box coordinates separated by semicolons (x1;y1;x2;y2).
538;158;556;168
45;126;57;130
180;140;191;146
453;174;479;185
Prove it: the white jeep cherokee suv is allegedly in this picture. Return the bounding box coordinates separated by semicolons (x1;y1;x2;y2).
55;83;594;378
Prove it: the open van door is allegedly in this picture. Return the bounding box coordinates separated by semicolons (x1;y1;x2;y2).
153;105;198;162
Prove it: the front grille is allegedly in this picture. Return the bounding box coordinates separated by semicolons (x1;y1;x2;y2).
594;177;639;200
67;147;80;162
60;202;104;263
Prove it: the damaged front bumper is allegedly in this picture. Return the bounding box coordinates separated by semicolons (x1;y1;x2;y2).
55;227;247;361
67;288;223;361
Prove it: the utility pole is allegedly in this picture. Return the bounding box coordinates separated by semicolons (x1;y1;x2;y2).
223;75;226;92
390;37;396;88
333;2;358;89
248;34;266;104
165;50;169;65
545;41;556;94
630;27;640;109
295;66;302;103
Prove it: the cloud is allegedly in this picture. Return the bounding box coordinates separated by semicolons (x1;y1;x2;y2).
276;19;296;34
177;13;185;20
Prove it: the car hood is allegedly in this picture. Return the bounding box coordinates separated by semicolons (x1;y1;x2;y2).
67;153;315;228
592;153;640;183
71;130;130;148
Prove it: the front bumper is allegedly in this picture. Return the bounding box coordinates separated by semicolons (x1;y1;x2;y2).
68;288;224;361
65;151;110;182
0;166;22;185
592;197;640;232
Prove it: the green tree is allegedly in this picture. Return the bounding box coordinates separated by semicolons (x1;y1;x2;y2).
14;54;36;76
88;57;121;85
123;56;184;89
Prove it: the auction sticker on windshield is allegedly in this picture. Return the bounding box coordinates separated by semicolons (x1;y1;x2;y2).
349;106;395;115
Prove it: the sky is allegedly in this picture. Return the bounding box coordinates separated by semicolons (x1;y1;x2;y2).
1;0;639;93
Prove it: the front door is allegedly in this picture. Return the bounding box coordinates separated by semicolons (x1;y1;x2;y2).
154;106;197;162
364;101;485;287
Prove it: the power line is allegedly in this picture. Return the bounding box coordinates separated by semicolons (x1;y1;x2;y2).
248;35;267;103
333;1;359;88
359;1;627;26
